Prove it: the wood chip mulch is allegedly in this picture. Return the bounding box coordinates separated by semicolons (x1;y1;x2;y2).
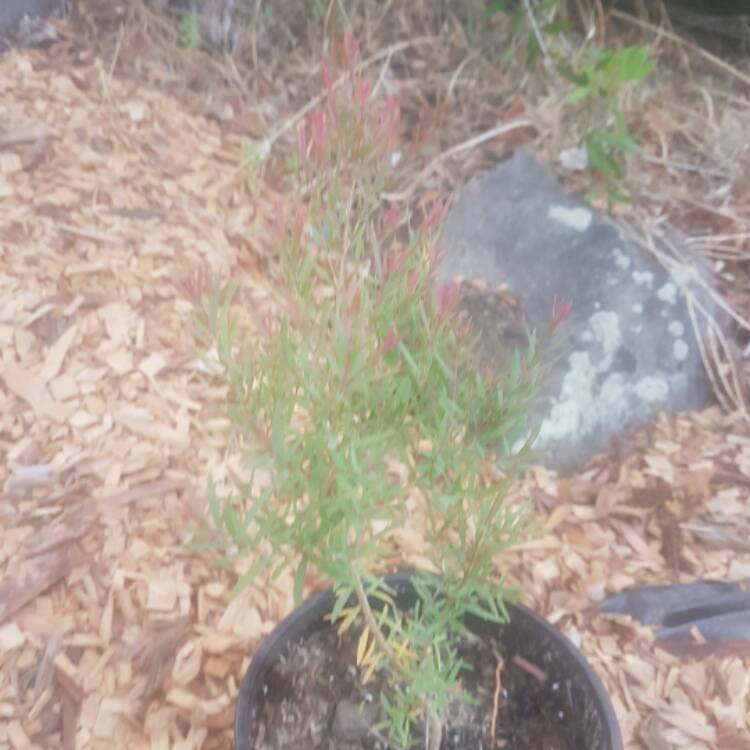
1;43;749;750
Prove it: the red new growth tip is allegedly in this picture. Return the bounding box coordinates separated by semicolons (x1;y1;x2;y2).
297;123;307;160
407;270;420;293
343;30;358;66
548;295;573;336
380;327;403;355
382;204;400;230
428;243;445;267
383;248;406;278
436;280;460;319
177;266;206;304
421;201;446;232
310;110;327;155
354;79;371;108
380;96;400;145
322;63;333;95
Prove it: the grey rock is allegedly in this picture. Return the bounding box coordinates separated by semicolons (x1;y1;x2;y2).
439;148;717;474
0;0;63;49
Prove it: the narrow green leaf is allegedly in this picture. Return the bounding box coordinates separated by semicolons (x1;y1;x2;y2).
223;502;251;546
525;31;540;72
485;0;513;16
293;558;308;608
206;476;222;529
567;86;591;104
230;555;269;599
508;349;521;389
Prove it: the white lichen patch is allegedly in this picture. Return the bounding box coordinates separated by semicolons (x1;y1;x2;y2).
548;204;592;232
589;311;621;348
633;270;654;287
635;377;669;403
613;247;632;270
657;282;678;305
538;312;623;442
632;303;643;314
673;340;689;362
668;321;684;337
671;264;695;287
538;311;675;446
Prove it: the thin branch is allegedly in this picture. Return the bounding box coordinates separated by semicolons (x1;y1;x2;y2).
383;119;533;202
349;568;443;750
521;0;550;61
489;648;503;746
638;152;730;180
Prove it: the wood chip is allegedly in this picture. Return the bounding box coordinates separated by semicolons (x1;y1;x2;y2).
0;622;25;650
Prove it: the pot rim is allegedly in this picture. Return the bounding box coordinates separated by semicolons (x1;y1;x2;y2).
234;572;623;750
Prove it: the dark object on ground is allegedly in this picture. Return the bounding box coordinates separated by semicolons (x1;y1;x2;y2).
608;0;750;56
0;0;63;51
600;580;750;653
658;0;748;15
235;573;622;750
438;149;717;475
600;580;745;625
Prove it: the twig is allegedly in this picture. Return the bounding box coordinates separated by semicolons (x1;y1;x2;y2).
638;152;730;180
0;123;57;146
250;0;263;74
521;0;549;61
511;654;548;683
685;296;732;412
107;18;126;81
55;222;121;245
655;228;750;334
615;216;749;415
383;119;533;202
689;233;750;244
447;53;478;100
489;648;503;747
706;310;748;418
349;567;443;750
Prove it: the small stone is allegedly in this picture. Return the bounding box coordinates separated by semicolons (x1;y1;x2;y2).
669;321;685;337
330;699;375;743
673;340;689;362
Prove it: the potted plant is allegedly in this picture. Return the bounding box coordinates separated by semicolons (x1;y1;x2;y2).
183;35;621;750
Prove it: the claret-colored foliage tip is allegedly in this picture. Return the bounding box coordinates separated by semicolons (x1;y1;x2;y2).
182;31;570;750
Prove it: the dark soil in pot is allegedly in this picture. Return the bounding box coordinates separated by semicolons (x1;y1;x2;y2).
235;574;622;750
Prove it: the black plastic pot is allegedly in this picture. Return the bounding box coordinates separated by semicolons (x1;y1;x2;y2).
235;573;622;750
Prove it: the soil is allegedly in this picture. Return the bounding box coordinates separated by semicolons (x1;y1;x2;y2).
248;617;588;750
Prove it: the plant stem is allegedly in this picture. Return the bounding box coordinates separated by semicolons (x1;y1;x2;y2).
350;566;396;661
521;0;549;61
348;566;443;750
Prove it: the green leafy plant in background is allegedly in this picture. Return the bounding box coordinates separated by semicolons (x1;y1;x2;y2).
487;0;568;70
561;43;654;206
178;10;201;49
487;0;654;208
181;33;568;750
